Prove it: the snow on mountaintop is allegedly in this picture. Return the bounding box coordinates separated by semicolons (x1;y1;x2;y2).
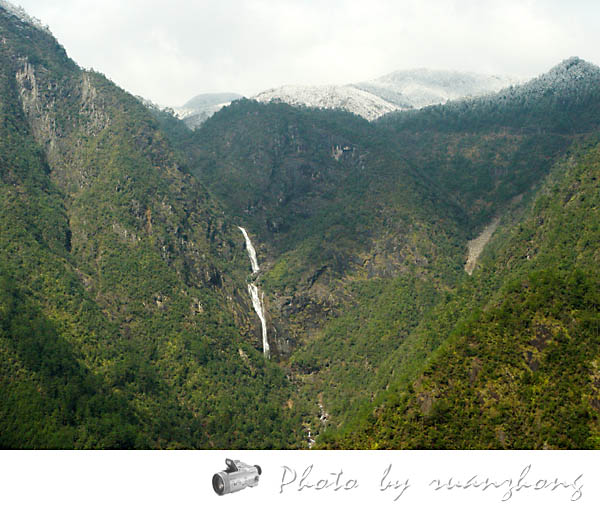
172;92;244;129
174;102;235;129
253;69;518;121
254;84;399;121
514;57;600;97
182;92;243;110
0;0;51;34
176;60;596;127
362;68;518;109
452;57;600;114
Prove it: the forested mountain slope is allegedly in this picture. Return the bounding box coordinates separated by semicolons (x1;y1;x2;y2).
381;57;600;227
182;58;600;437
184;99;473;433
322;138;600;448
186;100;468;348
0;4;300;448
2;1;600;450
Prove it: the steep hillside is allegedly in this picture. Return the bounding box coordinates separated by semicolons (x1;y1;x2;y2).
3;2;600;451
383;58;600;134
182;59;600;437
380;58;600;227
187;99;467;350
0;4;300;448
323;138;600;449
184;99;473;436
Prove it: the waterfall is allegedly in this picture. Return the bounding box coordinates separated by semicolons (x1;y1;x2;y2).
238;226;260;274
238;226;270;358
248;283;269;358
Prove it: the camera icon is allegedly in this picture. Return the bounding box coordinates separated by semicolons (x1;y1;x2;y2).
212;458;262;496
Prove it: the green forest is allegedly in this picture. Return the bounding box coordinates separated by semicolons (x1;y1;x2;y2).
0;5;599;449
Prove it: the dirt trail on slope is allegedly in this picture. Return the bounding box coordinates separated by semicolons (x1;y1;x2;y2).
465;217;501;275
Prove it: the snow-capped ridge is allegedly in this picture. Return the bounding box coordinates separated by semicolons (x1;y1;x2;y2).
252;69;518;121
178;58;599;126
362;68;519;109
253;84;398;121
183;92;243;110
503;57;600;100
0;0;51;34
542;56;599;81
171;92;244;129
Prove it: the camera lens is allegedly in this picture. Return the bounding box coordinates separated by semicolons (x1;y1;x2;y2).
212;474;225;495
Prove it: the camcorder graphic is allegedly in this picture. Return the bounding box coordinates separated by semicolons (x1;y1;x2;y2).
212;458;262;496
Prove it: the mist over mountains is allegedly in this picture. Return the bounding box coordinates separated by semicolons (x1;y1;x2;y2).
1;1;599;450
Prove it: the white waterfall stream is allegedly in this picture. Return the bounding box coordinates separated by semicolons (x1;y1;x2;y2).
238;226;270;358
238;226;260;274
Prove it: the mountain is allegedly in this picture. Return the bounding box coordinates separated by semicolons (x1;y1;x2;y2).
186;98;467;350
252;69;516;120
322;136;600;449
182;57;600;439
0;2;299;449
173;92;244;129
253;84;400;121
0;0;50;32
379;57;600;227
308;59;600;447
356;68;517;109
2;1;600;450
384;57;600;135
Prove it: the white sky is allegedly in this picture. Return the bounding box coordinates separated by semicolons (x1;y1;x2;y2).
11;0;600;107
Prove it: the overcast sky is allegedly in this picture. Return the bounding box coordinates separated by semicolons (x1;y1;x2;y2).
13;0;600;107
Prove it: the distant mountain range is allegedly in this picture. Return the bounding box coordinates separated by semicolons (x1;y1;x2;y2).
173;92;244;129
254;69;518;121
358;68;518;108
172;69;518;127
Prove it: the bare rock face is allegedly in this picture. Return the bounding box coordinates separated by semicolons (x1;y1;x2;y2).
465;217;501;275
15;59;60;158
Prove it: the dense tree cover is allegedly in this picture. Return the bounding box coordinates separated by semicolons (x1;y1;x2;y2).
3;5;600;449
178;57;600;442
382;58;600;136
188;99;466;264
182;99;476;437
0;274;147;448
321;141;600;448
379;58;600;227
0;7;302;448
184;98;469;349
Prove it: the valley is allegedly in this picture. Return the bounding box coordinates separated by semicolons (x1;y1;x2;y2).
0;2;599;450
